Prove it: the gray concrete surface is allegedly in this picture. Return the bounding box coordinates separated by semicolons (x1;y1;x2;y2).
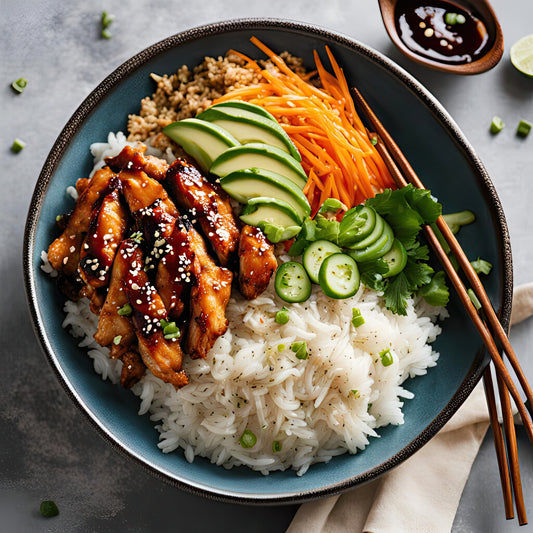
1;0;532;531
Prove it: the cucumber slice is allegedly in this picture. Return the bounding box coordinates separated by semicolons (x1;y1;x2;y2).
210;143;307;189
163;118;240;172
339;205;377;246
318;253;360;299
208;101;278;122
347;222;394;263
275;262;312;303
381;239;408;278
302;240;342;283
346;212;384;250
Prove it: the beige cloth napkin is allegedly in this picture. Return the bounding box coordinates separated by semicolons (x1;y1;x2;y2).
287;283;533;533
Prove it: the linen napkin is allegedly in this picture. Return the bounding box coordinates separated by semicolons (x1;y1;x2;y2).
287;283;533;533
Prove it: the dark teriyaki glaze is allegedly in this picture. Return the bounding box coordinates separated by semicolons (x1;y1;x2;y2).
395;0;490;64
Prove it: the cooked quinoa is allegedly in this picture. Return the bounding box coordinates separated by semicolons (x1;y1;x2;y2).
127;51;309;152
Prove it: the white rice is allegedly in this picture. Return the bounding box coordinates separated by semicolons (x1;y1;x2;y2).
47;133;444;476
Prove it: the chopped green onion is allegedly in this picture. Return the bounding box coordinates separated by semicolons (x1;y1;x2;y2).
160;319;180;339
456;14;466;24
55;215;63;223
445;12;458;25
11;77;27;93
101;28;112;39
351;308;365;328
350;389;360;399
272;440;282;453
40;500;59;518
275;307;290;325
290;341;308;360
490;116;505;134
11;138;26;153
130;231;143;244
277;343;285;352
468;288;482;310
117;303;133;316
470;258;492;275
101;11;115;27
517;119;531;137
370;137;378;146
239;429;257;448
113;335;122;345
379;348;393;367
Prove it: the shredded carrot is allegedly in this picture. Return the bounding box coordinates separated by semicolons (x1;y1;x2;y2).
214;38;395;212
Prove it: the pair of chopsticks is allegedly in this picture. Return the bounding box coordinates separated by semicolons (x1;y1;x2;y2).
351;88;533;525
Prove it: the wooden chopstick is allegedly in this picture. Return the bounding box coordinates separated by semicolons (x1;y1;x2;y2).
483;367;514;519
351;88;533;414
350;87;530;523
372;132;528;523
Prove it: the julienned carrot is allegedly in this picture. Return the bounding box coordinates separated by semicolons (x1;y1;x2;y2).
214;38;395;211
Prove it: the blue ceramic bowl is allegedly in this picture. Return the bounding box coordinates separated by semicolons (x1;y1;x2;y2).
23;19;512;504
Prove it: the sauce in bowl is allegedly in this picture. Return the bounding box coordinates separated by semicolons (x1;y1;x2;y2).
395;0;490;65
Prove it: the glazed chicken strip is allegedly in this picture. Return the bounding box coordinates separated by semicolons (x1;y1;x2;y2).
117;238;188;388
238;225;278;300
119;350;146;389
166;158;240;267
155;216;196;321
186;229;233;359
79;186;128;290
47;167;117;277
105;144;169;182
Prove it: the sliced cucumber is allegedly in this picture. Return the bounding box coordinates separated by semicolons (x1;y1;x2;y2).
319;253;360;299
381;239;408;278
346;212;385;250
163;118;240;172
339;205;377;246
275;262;312;303
220;168;310;221
347;222;394;263
209;143;307;189
302;240;342;283
207;101;278;123
196;107;301;162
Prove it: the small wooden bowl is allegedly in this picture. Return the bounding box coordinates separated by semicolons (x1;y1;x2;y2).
378;0;504;74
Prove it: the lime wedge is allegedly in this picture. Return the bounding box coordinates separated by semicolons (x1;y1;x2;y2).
510;34;533;78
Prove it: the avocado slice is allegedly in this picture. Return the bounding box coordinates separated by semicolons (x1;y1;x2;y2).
210;143;307;189
240;196;303;227
195;107;301;162
163;118;240;172
220;168;310;221
209;101;278;123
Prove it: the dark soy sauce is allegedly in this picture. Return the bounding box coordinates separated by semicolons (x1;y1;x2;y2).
395;0;490;64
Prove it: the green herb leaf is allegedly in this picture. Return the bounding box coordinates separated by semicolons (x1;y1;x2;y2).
418;271;450;307
470;257;492;275
318;198;347;214
384;272;411;315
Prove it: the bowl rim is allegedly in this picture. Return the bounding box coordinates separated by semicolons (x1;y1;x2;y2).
23;17;513;505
